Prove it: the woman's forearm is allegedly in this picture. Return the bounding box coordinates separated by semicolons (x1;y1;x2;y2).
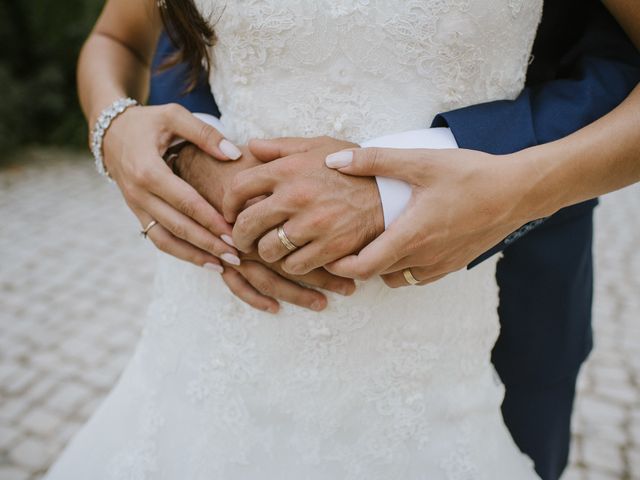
519;83;640;219
76;0;161;129
78;34;151;127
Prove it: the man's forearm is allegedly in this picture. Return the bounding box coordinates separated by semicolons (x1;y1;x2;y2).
519;84;640;220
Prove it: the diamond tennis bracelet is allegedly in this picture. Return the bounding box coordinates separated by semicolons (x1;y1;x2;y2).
90;97;139;179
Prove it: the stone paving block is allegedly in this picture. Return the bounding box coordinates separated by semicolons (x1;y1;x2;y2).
582;439;625;476
20;409;61;437
0;466;30;480
576;396;627;427
0;399;31;424
46;383;92;417
8;438;53;472
561;467;585;480
583;470;619;480
0;425;21;450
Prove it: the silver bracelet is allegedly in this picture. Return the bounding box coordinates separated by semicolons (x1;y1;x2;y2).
90;97;139;179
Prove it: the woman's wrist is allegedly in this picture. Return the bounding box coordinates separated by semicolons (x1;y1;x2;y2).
503;146;567;224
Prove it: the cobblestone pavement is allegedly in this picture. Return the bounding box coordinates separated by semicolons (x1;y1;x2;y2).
0;149;639;480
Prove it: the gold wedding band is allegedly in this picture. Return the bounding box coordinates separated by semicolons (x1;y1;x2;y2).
140;220;158;239
403;268;420;286
277;225;298;252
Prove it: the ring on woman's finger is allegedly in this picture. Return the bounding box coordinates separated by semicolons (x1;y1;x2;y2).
140;220;159;239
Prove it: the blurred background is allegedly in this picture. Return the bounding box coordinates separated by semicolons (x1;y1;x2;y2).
0;1;639;479
0;0;102;154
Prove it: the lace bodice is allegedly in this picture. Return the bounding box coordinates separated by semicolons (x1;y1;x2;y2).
196;0;542;143
44;2;543;479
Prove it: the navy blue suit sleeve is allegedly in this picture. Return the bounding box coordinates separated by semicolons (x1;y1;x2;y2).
148;34;220;116
432;7;640;267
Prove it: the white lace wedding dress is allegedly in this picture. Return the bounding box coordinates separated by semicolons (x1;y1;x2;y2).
46;1;544;479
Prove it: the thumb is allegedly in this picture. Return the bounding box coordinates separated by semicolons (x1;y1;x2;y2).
325;147;425;182
249;137;319;163
168;106;242;161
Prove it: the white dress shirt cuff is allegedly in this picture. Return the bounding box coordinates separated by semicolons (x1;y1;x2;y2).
361;128;459;228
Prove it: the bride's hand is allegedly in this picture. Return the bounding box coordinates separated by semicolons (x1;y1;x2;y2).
324;147;532;285
103;103;242;269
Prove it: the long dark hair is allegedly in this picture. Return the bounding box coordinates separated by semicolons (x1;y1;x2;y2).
158;0;215;89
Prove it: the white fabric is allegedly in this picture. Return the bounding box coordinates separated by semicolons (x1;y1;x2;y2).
363;128;459;227
46;1;544;479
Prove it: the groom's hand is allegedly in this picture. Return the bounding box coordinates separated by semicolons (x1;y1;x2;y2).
222;137;385;276
323;147;540;286
173;145;356;312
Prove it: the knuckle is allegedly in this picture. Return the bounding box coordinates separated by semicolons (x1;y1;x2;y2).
355;265;375;281
197;122;216;145
230;171;247;194
131;165;155;187
234;213;252;236
366;148;381;169
177;195;199;218
162;103;183;119
253;278;274;296
257;241;278;263
286;258;309;275
152;235;169;253
168;221;187;240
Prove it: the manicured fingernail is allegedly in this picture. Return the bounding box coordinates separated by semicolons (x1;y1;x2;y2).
311;300;326;311
219;139;242;160
203;263;224;273
221;253;241;265
325;150;353;168
221;234;236;247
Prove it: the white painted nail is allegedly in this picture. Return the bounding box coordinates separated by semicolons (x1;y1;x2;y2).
325;150;353;168
221;234;236;247
221;253;241;266
203;263;224;273
218;139;242;160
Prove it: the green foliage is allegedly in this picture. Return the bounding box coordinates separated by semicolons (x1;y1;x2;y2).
0;0;103;151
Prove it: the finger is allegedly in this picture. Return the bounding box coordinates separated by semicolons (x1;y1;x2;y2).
381;268;448;288
281;240;340;276
325;212;416;280
222;165;278;222
146;166;234;238
257;222;309;263
221;268;279;314
232;196;293;253
248;137;325;162
240;261;327;312
277;268;356;296
381;255;433;275
325;147;428;181
167;104;242;161
143;193;240;263
133;207;223;269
